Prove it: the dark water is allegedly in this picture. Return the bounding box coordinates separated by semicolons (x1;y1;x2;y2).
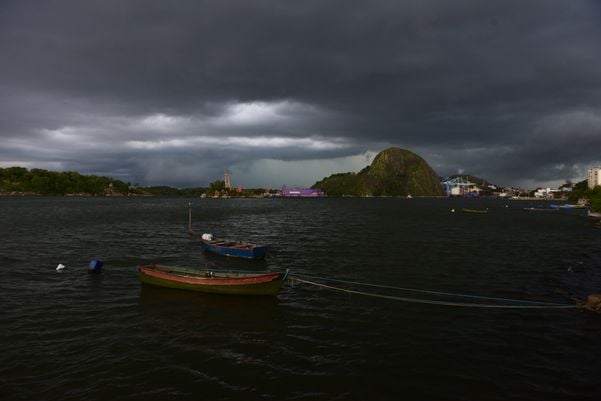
1;197;600;401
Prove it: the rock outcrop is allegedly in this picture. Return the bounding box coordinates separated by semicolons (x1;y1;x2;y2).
313;147;443;197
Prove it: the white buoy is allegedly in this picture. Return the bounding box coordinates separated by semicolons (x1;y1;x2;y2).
56;263;65;271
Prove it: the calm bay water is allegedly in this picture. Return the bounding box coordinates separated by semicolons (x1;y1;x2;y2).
1;197;600;400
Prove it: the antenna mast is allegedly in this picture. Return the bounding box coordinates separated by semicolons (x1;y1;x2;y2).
188;202;192;235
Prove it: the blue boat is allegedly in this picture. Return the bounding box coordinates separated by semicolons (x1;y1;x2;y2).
549;203;588;215
187;204;269;259
198;237;269;259
549;204;585;209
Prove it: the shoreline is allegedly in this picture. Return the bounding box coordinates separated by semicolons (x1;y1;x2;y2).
0;193;562;201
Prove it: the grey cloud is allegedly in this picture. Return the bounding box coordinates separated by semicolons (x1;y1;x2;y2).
1;0;601;187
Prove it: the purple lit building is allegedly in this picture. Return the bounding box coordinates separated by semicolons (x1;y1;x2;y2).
281;185;325;197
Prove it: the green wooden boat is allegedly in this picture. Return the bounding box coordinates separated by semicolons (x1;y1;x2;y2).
138;264;289;296
462;208;488;214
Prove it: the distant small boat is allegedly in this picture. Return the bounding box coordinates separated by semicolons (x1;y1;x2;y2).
523;207;556;212
549;203;586;209
138;264;288;296
461;208;488;214
587;210;601;219
187;203;269;259
548;203;589;215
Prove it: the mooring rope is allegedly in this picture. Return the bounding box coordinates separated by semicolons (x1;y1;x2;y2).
291;277;581;309
293;274;568;306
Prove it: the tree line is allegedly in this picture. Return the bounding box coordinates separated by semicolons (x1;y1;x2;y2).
568;180;601;212
0;167;130;196
0;167;271;197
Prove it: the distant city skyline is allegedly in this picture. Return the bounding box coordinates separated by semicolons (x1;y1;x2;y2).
2;1;601;189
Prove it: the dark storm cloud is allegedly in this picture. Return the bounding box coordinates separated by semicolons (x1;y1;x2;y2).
1;0;600;187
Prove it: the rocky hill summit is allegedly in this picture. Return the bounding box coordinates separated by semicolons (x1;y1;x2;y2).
312;147;443;197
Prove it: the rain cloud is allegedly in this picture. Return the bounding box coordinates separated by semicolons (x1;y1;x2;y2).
1;0;600;188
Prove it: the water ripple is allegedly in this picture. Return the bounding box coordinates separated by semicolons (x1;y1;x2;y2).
1;197;600;400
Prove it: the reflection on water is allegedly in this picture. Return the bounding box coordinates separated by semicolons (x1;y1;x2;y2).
138;284;281;320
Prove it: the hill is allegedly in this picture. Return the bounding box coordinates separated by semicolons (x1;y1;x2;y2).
313;147;443;197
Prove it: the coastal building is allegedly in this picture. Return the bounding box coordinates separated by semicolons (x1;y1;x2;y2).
280;185;325;197
587;167;601;189
534;188;554;198
441;176;480;197
224;170;232;190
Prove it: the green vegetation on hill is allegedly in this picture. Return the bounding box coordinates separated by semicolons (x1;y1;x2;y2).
311;172;369;197
0;167;269;197
313;147;443;197
364;148;443;196
568;180;601;212
0;167;130;196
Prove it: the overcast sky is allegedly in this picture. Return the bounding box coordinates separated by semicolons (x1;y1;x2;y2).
1;0;601;189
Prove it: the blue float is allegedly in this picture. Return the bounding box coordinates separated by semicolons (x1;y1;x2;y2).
88;260;103;273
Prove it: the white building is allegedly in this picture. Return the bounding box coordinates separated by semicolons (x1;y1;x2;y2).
588;167;601;189
534;188;554;198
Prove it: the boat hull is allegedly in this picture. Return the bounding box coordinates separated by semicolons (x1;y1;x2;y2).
138;265;286;296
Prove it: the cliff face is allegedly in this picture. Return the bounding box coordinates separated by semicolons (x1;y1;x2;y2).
363;148;443;196
313;147;443;197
